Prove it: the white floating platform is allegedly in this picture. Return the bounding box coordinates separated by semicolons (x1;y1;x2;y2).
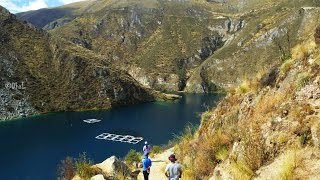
83;119;102;123
95;133;143;144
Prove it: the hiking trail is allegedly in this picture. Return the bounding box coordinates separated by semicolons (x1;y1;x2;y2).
137;148;174;180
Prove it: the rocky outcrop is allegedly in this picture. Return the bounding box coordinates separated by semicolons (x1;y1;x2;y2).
0;89;37;120
90;174;105;180
71;156;137;180
93;156;131;177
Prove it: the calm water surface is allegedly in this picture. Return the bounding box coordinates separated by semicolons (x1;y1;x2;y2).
0;93;223;179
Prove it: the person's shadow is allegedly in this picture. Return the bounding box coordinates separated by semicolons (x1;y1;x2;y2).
152;160;165;162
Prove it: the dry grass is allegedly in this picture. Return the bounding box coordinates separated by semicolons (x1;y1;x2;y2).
296;72;311;89
236;68;270;95
176;127;233;179
175;35;320;180
237;79;251;94
291;40;317;60
280;58;294;75
201;110;212;124
230;161;253;180
215;146;229;161
255;92;287;115
279;150;299;180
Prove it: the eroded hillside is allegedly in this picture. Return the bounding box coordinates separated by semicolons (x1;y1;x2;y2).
175;24;320;179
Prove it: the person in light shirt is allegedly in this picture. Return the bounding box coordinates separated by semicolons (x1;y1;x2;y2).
165;154;182;180
143;141;151;156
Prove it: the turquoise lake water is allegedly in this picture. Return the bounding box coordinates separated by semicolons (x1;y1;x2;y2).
0;93;223;179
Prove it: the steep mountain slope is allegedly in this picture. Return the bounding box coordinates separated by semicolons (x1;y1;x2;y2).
0;6;172;120
186;1;320;92
175;24;320;179
17;0;320;92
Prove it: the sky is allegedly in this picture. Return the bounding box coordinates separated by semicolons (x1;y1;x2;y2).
0;0;85;13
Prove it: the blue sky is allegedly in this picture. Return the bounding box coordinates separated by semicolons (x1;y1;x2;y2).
0;0;85;13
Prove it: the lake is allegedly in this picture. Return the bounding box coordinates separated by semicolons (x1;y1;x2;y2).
0;93;223;179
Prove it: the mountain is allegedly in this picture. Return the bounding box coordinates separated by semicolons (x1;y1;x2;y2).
0;6;175;120
17;0;319;93
175;23;320;179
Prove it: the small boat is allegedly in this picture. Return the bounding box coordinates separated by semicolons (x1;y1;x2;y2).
83;119;102;123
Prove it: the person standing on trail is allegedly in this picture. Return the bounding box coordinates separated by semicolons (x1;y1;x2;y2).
142;154;152;180
165;154;182;180
143;141;151;156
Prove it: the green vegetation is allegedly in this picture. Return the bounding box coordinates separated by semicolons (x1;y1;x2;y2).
201;111;212;124
57;153;96;180
150;145;161;155
215;146;229;161
280;58;294;75
296;72;311;89
279;150;297;180
75;153;96;179
230;161;253;180
124;149;142;166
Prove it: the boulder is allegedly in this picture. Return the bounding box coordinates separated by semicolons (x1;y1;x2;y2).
94;156;131;177
210;159;234;180
90;174;105;180
72;175;83;180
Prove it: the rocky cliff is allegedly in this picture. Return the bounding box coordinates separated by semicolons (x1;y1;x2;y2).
0;6;175;120
16;0;320;93
175;23;320;179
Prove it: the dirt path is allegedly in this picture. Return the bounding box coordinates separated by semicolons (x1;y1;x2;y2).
137;148;174;180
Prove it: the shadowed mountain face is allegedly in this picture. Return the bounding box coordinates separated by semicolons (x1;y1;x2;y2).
17;8;75;28
0;5;166;120
16;0;320;93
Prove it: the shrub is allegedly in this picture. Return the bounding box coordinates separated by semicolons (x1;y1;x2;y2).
296;72;311;89
57;156;74;180
291;41;317;60
173;124;196;159
151;145;161;155
215;146;229;161
191;129;232;177
243;134;264;171
115;164;130;180
280;59;294;75
58;153;96;180
238;79;250;94
182;163;198;180
124;149;142;166
201;111;212;124
279;150;298;180
298;127;312;146
230;161;253;180
75;152;96;180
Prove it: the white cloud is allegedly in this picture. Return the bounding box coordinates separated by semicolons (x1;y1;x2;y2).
0;0;48;13
59;0;84;4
